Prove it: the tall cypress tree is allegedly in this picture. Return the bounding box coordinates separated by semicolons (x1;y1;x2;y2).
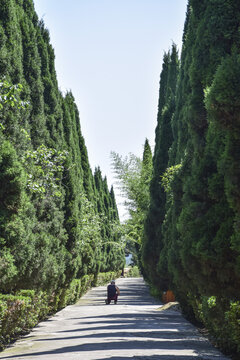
145;1;240;351
167;0;240;301
0;0;124;295
143;45;179;289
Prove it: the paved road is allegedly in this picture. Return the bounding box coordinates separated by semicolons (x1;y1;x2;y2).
0;278;230;360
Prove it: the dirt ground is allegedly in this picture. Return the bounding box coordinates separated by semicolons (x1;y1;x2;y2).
0;277;230;360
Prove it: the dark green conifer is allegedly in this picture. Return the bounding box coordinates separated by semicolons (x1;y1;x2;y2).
0;0;124;297
144;1;240;351
143;45;179;289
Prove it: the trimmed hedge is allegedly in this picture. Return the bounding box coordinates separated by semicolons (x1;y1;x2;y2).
94;271;121;286
0;291;49;348
0;271;120;350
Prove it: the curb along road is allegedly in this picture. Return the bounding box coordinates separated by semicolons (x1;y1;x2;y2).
0;277;230;360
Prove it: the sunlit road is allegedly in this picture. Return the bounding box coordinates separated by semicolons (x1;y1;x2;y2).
0;278;229;360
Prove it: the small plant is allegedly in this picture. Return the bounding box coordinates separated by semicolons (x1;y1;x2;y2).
126;266;141;278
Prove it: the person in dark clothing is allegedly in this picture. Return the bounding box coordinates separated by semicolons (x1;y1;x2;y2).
105;280;120;304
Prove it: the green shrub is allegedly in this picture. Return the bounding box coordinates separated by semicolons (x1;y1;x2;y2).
0;270;121;350
94;271;121;286
80;274;95;295
189;295;240;356
0;292;50;349
225;301;240;352
149;285;162;299
126;266;141;278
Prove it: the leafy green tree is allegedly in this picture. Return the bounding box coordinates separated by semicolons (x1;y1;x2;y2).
111;152;142;213
111;139;152;268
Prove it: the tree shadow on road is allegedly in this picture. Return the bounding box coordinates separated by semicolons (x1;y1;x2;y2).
84;280;159;306
34;329;202;343
0;339;226;359
59;311;187;333
67;311;183;323
97;356;206;360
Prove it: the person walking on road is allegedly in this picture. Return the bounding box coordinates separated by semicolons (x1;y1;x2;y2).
105;280;120;304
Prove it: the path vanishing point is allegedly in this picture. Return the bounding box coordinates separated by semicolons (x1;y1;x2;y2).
0;277;230;360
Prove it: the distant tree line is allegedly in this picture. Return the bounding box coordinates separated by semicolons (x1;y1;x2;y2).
0;0;124;296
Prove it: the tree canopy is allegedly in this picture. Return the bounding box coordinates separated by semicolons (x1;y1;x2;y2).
0;0;124;295
142;1;240;354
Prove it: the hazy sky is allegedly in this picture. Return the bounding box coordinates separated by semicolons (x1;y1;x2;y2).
34;0;188;219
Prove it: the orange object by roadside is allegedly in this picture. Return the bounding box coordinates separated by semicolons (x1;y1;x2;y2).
162;290;175;303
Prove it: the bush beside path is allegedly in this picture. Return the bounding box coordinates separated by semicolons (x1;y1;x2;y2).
0;278;230;360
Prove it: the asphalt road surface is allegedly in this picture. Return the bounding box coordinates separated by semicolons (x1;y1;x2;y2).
0;277;230;360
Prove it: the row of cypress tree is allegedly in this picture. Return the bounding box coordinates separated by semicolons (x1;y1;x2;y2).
0;0;124;295
142;0;240;354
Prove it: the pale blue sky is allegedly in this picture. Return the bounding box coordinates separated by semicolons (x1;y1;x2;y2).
34;0;188;219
